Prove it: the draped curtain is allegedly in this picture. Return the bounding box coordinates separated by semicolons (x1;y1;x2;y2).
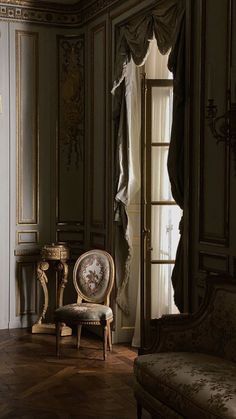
113;0;186;313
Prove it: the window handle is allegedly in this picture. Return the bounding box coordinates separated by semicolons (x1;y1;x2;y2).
143;228;153;252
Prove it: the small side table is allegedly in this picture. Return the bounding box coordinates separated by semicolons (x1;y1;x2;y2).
32;243;72;336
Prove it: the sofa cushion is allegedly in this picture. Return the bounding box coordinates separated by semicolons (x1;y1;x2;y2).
55;303;113;323
134;352;236;419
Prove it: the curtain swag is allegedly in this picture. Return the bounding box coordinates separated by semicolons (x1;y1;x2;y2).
113;0;186;313
112;0;185;94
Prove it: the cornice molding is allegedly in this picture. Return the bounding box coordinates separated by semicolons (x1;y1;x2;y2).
0;2;82;26
0;0;121;26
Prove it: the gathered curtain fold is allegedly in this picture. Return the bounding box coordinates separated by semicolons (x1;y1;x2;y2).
167;12;186;312
113;0;186;313
112;0;184;94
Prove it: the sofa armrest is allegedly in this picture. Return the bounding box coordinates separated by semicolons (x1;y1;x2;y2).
146;312;208;354
140;276;236;361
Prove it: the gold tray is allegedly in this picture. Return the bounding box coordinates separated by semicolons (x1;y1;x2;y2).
41;243;70;261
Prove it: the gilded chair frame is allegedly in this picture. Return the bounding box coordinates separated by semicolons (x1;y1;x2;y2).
56;249;115;360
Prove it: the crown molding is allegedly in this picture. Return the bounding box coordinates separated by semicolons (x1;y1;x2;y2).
0;0;121;26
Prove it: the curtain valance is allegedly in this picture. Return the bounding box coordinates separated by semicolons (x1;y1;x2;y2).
112;0;185;94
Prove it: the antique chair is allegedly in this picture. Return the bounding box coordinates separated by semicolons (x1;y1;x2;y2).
133;275;236;418
55;249;114;359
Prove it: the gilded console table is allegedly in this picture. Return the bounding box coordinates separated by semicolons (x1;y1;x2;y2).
32;243;72;336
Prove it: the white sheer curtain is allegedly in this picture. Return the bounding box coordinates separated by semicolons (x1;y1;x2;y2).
132;40;179;347
147;42;180;319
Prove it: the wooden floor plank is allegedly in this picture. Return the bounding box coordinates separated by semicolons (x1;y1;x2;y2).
0;329;151;419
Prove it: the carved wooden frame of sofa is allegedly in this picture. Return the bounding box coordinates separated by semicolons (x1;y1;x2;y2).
133;276;236;419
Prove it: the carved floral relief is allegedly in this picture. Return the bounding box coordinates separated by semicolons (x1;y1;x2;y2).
58;36;84;169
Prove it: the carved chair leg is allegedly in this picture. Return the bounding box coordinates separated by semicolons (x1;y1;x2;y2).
103;323;108;360
56;322;61;357
108;322;112;351
77;325;82;349
137;402;142;419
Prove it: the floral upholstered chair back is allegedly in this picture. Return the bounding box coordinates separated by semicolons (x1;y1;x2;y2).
73;249;114;305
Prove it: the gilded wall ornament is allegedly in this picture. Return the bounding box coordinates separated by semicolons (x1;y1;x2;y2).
58;36;84;169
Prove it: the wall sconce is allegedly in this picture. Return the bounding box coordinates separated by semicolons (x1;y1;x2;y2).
206;90;236;174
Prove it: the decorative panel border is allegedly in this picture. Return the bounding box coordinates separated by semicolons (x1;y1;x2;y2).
14;248;40;257
56;229;84;246
90;22;106;229
199;251;229;274
57;34;85;225
16;30;39;225
198;0;230;246
17;230;38;245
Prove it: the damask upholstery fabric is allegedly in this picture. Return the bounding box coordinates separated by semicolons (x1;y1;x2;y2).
156;288;236;362
134;352;236;419
75;254;110;302
55;303;113;323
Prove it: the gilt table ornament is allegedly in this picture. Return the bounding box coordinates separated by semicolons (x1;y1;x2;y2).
32;243;72;336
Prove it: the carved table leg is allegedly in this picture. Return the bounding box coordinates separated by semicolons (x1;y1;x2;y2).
54;260;72;337
55;260;69;308
32;261;49;333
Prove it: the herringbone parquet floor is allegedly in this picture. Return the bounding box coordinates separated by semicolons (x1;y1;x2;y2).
0;329;151;419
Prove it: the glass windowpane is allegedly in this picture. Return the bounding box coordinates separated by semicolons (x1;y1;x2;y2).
151;264;179;318
151;205;182;260
151;86;173;143
151;146;173;201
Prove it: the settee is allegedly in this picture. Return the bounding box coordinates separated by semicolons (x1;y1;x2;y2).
133;276;236;418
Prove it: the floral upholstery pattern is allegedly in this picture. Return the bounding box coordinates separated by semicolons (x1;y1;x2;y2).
134;352;236;419
157;289;236;362
55;302;113;323
75;254;110;302
133;279;236;418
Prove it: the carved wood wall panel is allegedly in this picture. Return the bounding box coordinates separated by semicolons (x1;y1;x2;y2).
90;232;106;249
90;22;106;229
199;251;229;274
189;0;235;313
199;0;230;246
16;30;39;226
16;262;38;317
17;231;38;245
57;34;85;254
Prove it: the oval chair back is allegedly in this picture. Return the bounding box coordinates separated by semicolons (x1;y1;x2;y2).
73;249;114;306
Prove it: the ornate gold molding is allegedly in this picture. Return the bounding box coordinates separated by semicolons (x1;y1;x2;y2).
0;0;125;26
0;2;82;25
17;230;39;244
58;35;84;169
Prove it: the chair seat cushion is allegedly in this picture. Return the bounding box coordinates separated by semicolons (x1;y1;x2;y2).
55;303;113;323
134;352;236;419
